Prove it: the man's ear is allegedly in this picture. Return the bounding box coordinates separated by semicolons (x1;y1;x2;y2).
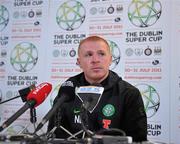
110;55;112;65
76;58;80;66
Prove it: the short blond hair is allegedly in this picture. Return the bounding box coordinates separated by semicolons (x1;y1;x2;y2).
78;35;110;55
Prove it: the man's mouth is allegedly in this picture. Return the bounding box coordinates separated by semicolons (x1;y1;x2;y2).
92;67;102;71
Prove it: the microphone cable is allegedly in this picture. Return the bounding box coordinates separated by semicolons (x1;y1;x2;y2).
96;128;126;136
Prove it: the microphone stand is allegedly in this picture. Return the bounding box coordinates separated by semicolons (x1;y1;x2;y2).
48;105;93;141
30;107;37;127
0;84;36;105
63;101;94;140
0;96;21;105
18;107;39;135
79;104;94;138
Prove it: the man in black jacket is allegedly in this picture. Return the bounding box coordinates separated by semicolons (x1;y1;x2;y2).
48;36;147;142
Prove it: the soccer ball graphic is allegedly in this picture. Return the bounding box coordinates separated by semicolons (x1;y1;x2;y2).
108;40;121;70
0;5;9;31
10;42;38;72
56;0;86;31
136;83;160;118
128;0;162;27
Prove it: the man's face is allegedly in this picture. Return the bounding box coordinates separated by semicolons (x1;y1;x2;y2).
77;40;112;83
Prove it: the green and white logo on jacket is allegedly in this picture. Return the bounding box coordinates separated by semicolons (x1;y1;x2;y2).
102;104;115;117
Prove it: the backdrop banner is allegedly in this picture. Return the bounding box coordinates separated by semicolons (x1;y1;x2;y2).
0;0;179;143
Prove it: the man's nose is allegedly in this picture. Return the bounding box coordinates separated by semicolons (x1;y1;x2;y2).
92;54;100;62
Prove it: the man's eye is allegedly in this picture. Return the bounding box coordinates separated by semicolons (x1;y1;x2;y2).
99;52;105;56
85;53;92;57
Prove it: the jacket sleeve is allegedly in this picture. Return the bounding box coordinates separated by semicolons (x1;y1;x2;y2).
123;86;147;142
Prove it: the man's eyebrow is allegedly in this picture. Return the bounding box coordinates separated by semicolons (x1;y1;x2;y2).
98;49;105;52
85;50;93;53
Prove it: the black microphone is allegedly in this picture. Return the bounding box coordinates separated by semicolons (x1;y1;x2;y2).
0;82;52;132
30;107;37;123
0;84;35;105
75;84;104;136
79;96;94;137
75;84;104;113
82;96;93;110
34;84;75;133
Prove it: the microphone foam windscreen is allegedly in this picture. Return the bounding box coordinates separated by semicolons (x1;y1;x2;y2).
27;82;52;107
58;84;75;102
75;85;104;113
18;84;36;102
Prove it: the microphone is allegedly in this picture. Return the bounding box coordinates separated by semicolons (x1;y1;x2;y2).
0;84;35;105
75;84;104;137
19;84;36;102
83;96;93;110
30;107;37;123
34;84;75;133
0;82;52;132
75;85;104;113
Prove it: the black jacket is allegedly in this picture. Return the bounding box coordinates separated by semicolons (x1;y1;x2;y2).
48;71;147;142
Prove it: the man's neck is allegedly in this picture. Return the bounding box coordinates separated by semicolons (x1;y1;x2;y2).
85;72;109;84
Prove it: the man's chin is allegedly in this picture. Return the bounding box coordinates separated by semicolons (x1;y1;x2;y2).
92;69;103;73
91;74;105;80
